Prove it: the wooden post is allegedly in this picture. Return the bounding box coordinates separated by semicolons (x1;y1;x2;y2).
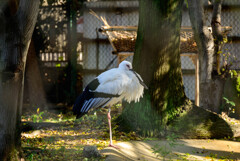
181;53;199;106
195;54;199;106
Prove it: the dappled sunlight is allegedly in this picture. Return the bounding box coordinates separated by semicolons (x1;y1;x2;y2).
0;0;239;160
117;142;133;149
21;111;108;160
117;143;138;158
158;139;240;160
102;140;240;160
180;139;240;153
21;109;142;160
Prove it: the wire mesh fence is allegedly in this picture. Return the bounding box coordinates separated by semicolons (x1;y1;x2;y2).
33;0;240;103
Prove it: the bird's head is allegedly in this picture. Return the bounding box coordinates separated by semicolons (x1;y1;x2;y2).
119;60;148;89
119;61;132;70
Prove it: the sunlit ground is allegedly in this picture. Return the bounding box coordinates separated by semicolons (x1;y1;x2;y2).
21;108;240;161
21;108;140;161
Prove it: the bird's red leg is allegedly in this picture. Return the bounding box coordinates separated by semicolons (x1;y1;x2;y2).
107;108;119;149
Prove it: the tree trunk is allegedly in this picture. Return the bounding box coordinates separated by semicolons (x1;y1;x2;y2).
187;0;226;113
119;0;188;136
66;1;77;104
25;40;47;110
211;0;223;75
0;0;39;160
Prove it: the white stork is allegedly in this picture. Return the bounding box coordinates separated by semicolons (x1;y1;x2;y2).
73;60;147;148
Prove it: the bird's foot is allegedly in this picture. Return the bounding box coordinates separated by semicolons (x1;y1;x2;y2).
108;144;120;149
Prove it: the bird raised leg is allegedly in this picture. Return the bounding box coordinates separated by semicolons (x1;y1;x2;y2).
107;108;119;149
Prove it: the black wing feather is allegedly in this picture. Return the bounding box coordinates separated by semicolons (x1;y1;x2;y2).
73;78;120;119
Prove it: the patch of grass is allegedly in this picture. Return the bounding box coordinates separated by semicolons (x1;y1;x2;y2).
21;108;143;160
22;109;76;123
152;133;182;160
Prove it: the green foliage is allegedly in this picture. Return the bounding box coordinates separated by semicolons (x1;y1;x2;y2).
119;94;166;137
166;133;180;147
184;0;188;8
152;133;181;160
236;76;240;95
22;109;76;123
55;63;61;67
229;70;240;97
8;148;20;161
31;108;44;123
152;144;171;159
229;70;240;96
21;108;142;160
223;97;235;107
221;97;236;115
229;70;238;78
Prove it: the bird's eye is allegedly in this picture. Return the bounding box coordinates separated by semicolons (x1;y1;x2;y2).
126;64;130;69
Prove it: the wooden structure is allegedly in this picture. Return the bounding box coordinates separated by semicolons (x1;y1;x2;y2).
180;27;199;106
99;26;137;65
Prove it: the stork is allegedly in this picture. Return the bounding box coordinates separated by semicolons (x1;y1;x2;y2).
73;60;147;148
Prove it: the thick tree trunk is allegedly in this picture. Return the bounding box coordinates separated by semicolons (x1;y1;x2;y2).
120;0;188;136
0;0;39;160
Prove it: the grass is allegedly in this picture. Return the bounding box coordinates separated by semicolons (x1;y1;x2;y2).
21;107;240;161
21;108;141;161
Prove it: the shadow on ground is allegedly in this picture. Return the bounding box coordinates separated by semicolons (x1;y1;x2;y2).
101;139;240;161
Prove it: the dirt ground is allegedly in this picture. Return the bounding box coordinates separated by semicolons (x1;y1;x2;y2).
21;109;240;160
101;139;240;161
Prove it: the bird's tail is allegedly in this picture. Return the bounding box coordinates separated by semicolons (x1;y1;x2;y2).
76;112;87;119
73;92;88;119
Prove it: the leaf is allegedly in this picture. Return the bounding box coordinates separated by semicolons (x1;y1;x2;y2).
223;38;228;43
37;108;40;114
184;0;188;8
39;112;44;117
56;63;61;67
33;115;38;123
229;101;235;106
58;56;64;61
223;97;235;106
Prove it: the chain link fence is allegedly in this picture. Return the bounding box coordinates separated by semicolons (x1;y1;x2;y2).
83;1;198;100
33;0;240;102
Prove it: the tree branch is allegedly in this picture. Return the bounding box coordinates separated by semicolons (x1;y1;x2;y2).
211;0;223;75
211;0;223;40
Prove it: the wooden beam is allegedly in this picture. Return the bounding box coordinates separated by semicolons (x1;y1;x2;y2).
99;26;138;32
84;6;139;12
195;55;199;106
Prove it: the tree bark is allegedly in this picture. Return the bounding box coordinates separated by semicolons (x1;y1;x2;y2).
0;0;39;160
187;0;226;112
188;0;229;113
25;40;47;110
66;1;77;104
120;0;188;136
212;0;223;75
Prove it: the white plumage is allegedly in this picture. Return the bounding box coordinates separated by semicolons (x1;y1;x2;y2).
73;60;147;148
